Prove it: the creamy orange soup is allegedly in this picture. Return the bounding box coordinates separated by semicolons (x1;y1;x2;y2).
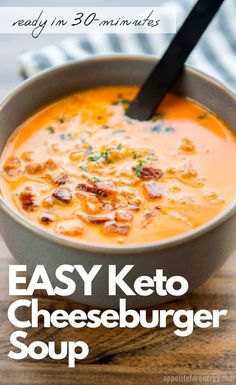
0;86;236;245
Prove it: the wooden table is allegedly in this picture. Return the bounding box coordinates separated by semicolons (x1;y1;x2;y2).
0;34;236;385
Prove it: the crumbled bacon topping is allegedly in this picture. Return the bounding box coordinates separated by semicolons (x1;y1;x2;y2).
142;207;160;227
19;189;37;212
3;157;21;175
127;203;140;210
44;160;67;186
53;173;69;186
143;181;164;198
127;196;143;210
52;188;72;204
103;220;131;235
95;179;117;194
56;219;84;236
141;164;162;180
85;197;103;214
77;183;107;197
133;163;162;180
76;211;113;224
115;209;133;223
39;213;56;224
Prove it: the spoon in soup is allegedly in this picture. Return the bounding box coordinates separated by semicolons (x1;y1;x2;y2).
126;0;225;121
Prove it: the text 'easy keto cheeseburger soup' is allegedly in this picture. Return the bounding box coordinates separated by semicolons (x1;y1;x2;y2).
0;86;236;245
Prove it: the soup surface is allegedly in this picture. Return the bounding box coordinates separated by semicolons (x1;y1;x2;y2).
0;86;236;245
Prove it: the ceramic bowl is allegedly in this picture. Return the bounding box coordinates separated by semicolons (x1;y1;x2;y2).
0;55;235;308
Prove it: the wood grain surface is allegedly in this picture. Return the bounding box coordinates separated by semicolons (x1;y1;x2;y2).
0;31;235;385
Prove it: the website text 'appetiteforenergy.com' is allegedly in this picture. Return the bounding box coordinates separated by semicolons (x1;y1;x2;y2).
7;264;228;367
0;7;176;37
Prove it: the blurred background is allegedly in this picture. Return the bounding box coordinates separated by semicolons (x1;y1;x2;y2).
0;0;235;99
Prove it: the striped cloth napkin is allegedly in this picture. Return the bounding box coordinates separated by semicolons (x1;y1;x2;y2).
18;0;236;93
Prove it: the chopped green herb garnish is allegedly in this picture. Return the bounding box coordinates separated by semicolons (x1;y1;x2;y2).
88;155;100;162
60;133;72;141
165;127;175;133
79;163;88;172
197;112;208;119
151;125;162;133
112;129;127;135
101;151;109;161
92;177;100;183
100;145;122;162
47;126;55;134
132;151;137;160
135;160;144;178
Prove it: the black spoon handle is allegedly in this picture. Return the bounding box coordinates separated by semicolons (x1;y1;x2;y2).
126;0;225;121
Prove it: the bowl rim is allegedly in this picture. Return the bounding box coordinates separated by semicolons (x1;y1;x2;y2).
0;53;235;255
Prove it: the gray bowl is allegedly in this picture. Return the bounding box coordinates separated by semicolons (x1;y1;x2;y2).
0;55;235;308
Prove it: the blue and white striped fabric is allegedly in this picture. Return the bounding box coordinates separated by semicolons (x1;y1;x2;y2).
18;0;236;93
